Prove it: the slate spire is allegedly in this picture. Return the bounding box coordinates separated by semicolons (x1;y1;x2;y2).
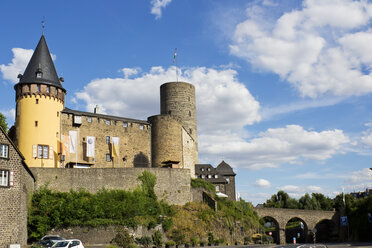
16;35;65;92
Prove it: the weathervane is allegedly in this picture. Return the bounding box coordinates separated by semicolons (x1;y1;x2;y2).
41;17;45;35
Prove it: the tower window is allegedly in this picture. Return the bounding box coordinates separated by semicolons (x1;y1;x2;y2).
37;84;41;92
35;121;38;127
189;111;191;117
106;154;112;162
87;117;92;123
36;99;39;104
0;144;9;158
36;72;42;78
105;120;110;125
189;128;192;134
57;112;59;117
46;86;50;93
123;122;128;127
106;136;110;144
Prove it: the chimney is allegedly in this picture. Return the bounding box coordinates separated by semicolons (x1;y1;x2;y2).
94;105;100;114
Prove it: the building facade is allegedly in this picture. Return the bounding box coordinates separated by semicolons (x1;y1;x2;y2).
195;161;236;201
0;126;35;248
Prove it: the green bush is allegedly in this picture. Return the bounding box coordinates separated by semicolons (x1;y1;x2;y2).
112;229;134;248
28;172;175;241
106;245;119;248
190;179;215;194
190;237;198;247
152;230;163;247
135;236;152;248
165;240;176;248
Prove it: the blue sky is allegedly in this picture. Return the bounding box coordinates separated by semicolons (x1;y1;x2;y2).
1;0;372;205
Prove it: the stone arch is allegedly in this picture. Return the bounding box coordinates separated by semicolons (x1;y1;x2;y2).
261;216;280;244
133;152;149;167
285;217;308;244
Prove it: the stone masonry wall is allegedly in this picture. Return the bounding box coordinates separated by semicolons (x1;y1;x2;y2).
61;112;151;168
30;167;191;205
0;131;34;248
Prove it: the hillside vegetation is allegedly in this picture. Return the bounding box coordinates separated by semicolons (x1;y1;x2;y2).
28;173;262;245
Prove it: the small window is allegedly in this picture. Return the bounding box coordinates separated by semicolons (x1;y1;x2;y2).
57;112;59;117
201;168;205;172
123;122;128;127
97;118;100;123
0;144;9;158
208;175;212;179
46;86;50;93
226;178;230;183
37;84;41;91
37;145;49;159
106;154;112;162
189;111;191;117
0;170;9;187
106;136;110;144
216;185;220;192
201;175;205;179
36;99;39;104
139;124;144;130
207;168;210;171
35;121;38;127
87;117;92;123
105;120;110;125
215;175;218;178
113;121;117;126
189;128;192;134
168;111;172;115
36;72;42;78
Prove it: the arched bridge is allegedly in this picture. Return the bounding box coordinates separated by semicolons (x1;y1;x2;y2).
254;207;339;244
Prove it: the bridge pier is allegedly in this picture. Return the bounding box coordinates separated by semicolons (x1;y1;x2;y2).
279;228;286;244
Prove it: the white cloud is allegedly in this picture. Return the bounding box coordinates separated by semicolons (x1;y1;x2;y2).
75;65;261;132
150;0;172;19
254;179;271;188
0;48;33;83
230;0;372;98
120;67;141;79
279;184;323;198
201;124;349;170
345;168;372;184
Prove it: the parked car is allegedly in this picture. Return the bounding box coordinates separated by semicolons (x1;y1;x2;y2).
52;239;85;248
40;235;65;247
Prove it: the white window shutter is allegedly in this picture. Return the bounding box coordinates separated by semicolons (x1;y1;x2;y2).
49;146;54;160
32;145;37;158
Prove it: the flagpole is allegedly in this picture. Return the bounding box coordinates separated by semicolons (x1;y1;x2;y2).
173;48;178;82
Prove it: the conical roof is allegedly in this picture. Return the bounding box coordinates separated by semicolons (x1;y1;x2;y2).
16;35;65;92
216;160;236;176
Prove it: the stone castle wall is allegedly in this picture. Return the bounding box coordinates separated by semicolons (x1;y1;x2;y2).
0;131;34;248
30;167;191;205
61;111;151;168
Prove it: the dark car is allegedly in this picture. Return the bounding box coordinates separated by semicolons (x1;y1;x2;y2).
40;235;65;247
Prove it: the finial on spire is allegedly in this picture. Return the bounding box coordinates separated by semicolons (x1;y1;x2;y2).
41;16;45;35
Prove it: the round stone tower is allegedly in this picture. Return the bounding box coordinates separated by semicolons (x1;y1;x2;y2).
148;115;183;168
160;81;197;143
14;35;66;168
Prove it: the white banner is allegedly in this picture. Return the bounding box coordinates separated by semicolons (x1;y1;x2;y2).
111;137;119;158
86;136;95;157
69;131;77;154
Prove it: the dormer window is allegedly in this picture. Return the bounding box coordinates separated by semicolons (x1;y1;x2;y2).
36;68;43;78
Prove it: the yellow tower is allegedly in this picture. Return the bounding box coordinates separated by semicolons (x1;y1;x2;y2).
14;35;66;167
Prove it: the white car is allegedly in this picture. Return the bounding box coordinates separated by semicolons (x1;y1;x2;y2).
51;239;85;248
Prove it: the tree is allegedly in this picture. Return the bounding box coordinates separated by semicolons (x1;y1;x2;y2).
312;193;333;211
299;193;320;210
264;191;299;209
0;112;8;132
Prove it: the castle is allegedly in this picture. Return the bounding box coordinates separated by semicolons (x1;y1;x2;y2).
0;34;237;248
12;34;198;176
